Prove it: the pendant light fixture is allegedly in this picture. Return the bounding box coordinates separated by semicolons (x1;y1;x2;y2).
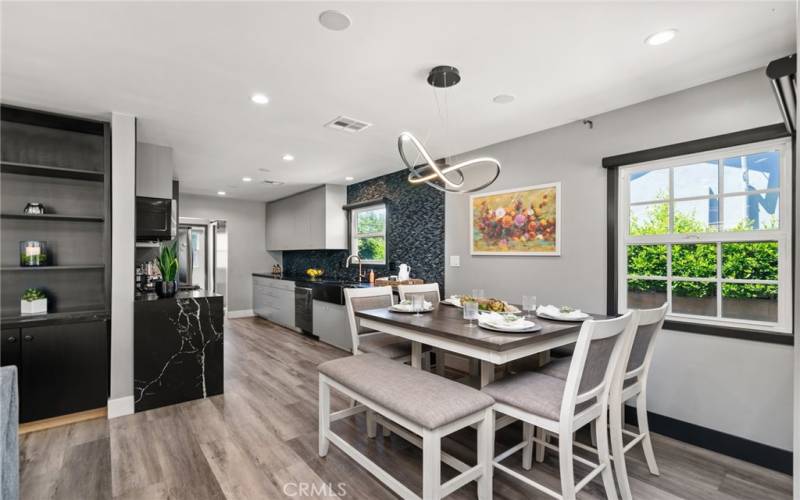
398;65;501;193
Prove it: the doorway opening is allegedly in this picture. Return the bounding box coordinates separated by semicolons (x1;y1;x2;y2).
178;219;228;307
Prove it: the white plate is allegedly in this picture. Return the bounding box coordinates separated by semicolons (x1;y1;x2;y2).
537;311;590;322
440;298;462;308
389;305;434;313
478;320;542;333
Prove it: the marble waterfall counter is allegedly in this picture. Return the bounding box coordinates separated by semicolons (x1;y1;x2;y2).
133;290;224;412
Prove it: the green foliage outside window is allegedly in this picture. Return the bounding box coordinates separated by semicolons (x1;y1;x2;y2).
357;237;386;262
627;202;778;300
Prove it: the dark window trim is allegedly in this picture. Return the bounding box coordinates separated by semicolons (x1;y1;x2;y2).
345;200;388;267
604;124;794;345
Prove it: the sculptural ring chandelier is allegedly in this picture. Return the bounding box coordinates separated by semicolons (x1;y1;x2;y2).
397;65;501;194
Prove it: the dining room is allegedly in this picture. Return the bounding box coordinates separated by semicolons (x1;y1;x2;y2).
1;2;796;500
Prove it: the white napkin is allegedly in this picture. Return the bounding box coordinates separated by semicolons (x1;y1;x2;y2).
537;304;586;320
394;300;433;311
479;312;527;329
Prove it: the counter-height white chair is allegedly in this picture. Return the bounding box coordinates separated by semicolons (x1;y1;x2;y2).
344;286;431;437
483;312;636;500
537;304;666;500
397;283;446;376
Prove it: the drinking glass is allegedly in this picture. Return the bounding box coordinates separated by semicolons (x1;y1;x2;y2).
522;295;537;319
412;294;425;316
471;289;485;300
463;300;479;328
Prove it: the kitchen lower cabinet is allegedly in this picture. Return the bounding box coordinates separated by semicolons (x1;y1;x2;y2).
312;300;351;352
253;276;296;330
0;319;109;422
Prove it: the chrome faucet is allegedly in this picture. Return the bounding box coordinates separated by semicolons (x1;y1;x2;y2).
345;254;365;282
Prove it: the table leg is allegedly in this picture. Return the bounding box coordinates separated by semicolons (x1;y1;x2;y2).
411;341;422;369
480;360;495;388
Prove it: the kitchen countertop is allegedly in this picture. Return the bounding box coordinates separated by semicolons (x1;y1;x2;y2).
135;289;224;302
252;273;372;286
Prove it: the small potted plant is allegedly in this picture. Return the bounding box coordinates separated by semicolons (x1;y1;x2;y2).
155;241;179;298
21;288;47;315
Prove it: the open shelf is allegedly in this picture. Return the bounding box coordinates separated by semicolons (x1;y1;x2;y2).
0;161;105;182
1;265;105;271
1;213;104;222
1;305;109;328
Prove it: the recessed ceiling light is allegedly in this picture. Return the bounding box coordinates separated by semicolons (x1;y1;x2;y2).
251;93;269;104
282;154;295;161
217;191;226;196
242;177;252;182
319;10;351;31
345;176;354;181
645;29;677;46
492;94;515;104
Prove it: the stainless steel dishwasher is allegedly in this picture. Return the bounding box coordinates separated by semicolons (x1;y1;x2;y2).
294;286;314;334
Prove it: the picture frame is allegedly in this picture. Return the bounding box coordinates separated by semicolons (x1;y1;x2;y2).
469;182;561;256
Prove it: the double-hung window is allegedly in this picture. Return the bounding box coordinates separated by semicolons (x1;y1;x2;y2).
618;138;792;334
351;204;387;265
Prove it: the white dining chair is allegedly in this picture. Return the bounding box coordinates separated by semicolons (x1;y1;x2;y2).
483;312;637;500
536;304;667;500
397;283;446;376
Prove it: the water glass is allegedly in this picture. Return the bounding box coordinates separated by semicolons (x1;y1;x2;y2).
522;295;537;319
463;300;479;328
412;294;425;316
471;289;485;300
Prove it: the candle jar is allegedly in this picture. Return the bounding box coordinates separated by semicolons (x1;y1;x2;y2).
20;240;48;266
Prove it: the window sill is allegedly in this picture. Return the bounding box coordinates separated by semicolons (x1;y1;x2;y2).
662;319;793;345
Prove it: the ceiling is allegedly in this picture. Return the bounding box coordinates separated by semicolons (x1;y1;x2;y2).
1;2;795;201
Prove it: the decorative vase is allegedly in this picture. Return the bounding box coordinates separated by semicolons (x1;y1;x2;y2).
20;240;48;266
21;298;47;315
154;280;178;298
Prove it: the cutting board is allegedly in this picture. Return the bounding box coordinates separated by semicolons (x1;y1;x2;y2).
374;277;424;286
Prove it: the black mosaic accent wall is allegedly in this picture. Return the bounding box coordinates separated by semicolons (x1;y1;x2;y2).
282;170;445;290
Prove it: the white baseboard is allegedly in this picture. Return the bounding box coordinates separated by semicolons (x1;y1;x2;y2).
107;396;134;419
227;309;255;319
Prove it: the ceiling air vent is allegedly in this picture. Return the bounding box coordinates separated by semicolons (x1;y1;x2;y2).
324;115;372;133
262;180;285;186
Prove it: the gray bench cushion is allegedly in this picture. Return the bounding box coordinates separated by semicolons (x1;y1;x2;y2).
483;371;590;421
319;353;494;430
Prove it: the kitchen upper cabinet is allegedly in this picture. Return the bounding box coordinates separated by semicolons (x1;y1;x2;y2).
265;185;347;251
136;142;174;199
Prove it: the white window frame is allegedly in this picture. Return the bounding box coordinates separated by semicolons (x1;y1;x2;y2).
351;204;387;265
617;138;792;334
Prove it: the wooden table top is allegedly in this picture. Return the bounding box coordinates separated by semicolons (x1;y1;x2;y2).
356;305;609;352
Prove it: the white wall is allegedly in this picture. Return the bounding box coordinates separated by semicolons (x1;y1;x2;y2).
179;193;279;313
445;68;793;450
109;112;136;418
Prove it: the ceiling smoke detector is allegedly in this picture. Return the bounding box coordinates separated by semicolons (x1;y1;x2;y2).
319;10;351;31
324;115;372;133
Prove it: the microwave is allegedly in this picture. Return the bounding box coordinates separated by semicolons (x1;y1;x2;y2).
136;197;176;241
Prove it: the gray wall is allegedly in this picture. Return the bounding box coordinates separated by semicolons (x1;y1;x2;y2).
445;68;793;450
179;193;280;313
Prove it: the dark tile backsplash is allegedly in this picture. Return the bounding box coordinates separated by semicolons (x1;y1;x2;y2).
282;169;445;290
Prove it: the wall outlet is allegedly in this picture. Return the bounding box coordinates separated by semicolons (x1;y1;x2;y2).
449;255;460;267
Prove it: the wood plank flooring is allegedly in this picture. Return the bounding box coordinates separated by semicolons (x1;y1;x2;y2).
20;317;792;499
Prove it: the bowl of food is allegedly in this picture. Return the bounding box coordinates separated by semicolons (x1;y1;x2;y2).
459;295;521;314
306;268;324;278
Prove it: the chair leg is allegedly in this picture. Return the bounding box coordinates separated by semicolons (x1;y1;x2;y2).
382;423;391;438
636;391;660;475
422;351;432;371
595;410;619;500
435;348;446;376
535;427;546;463
318;378;330;457
610;395;633;500
366;409;377;438
476;409;494;500
422;429;442;500
590;419;598;447
522;422;534;470
558;426;576;500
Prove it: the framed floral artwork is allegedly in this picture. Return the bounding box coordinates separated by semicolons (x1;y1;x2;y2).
470;182;561;256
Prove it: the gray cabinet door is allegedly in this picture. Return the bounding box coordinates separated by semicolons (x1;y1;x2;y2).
136;143;174;199
312;300;351;352
265;185;346;251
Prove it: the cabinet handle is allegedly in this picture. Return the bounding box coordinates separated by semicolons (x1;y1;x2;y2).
7;336;16;343
23;335;33;342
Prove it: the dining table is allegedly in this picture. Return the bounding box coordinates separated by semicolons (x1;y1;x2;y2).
355;304;609;388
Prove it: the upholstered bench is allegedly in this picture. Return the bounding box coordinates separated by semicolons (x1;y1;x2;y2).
318;353;495;500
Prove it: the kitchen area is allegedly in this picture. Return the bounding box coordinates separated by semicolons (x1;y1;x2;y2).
253;170;445;352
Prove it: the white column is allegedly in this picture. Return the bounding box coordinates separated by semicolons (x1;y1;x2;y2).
108;112;136;418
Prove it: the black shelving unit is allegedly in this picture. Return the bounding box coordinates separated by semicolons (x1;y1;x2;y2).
0;104;111;422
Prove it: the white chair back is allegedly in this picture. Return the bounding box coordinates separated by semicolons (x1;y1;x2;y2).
559;312;636;423
343;286;394;355
624;303;668;385
397;283;441;306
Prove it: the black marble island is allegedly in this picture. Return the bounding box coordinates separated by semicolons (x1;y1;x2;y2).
133;290;224;412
